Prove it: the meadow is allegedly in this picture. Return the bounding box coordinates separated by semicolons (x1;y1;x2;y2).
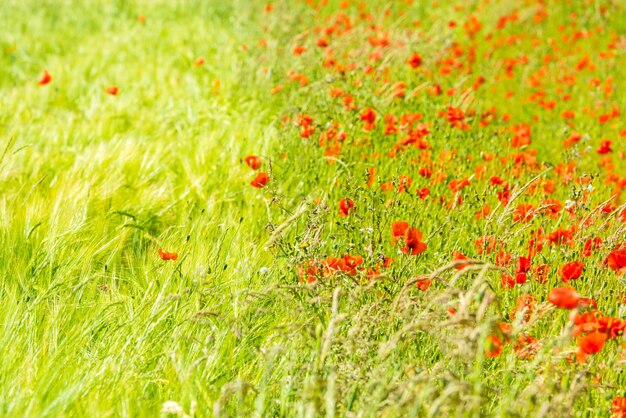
1;0;625;416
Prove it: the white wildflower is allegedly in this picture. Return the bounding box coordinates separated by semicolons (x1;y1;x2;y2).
162;401;185;416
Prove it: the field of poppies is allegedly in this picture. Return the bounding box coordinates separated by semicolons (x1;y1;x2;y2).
1;0;626;416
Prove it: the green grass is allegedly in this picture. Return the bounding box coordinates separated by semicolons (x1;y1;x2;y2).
1;1;277;415
1;0;625;416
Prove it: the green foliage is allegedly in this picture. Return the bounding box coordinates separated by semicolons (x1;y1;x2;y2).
0;0;624;417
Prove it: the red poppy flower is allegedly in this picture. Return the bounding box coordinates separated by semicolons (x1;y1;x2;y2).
38;70;52;85
360;107;376;131
397;175;413;193
298;114;316;138
316;38;329;48
401;228;427;255
573;311;601;337
542;198;562;218
418;167;432;178
612;397;626;418
417;187;430;199
499;322;512;339
244;155;263;170
533;264;549;283
516;256;531;274
490;176;507;186
485;334;503;358
548;287;581;309
448;177;470;193
293;45;306;56
391;221;409;240
158;248;178;261
415;277;432;291
513;203;535;223
321;257;342;277
429;84;442;96
606;247;626;274
501;273;516;289
475;234;498;254
407;53;422;68
298;260;320;284
563;131;581;148
475;204;491;219
511;294;535;322
597;140;612;154
105;86;119;96
452;251;469;269
559;261;584;282
341;254;363;276
381;181;394;192
194;57;205;67
495;251;512;267
514;334;540;360
367;167;376;187
582;237;602;257
514;257;531;285
510;124;531;148
497;188;511;207
548;227;574;246
250;172;269;188
338;198;354;217
577;331;607;363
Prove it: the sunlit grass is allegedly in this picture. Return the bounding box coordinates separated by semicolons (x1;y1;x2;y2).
1;0;625;417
